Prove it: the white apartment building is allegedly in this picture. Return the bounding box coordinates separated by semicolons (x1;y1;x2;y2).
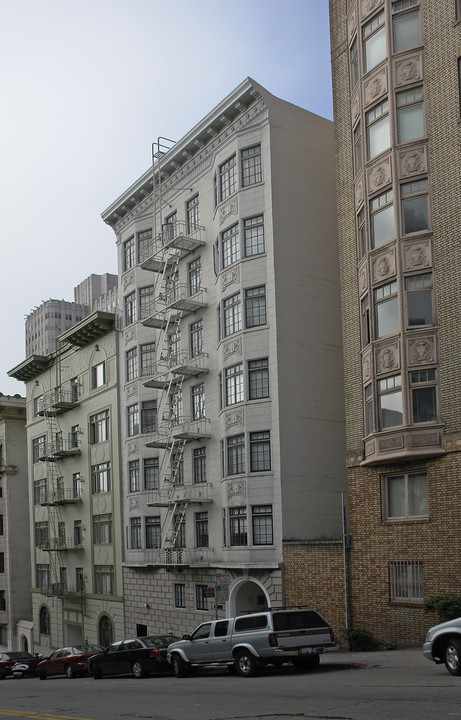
9;312;125;653
102;78;346;635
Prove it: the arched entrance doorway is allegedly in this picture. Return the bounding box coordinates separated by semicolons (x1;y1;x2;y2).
99;615;113;647
228;578;269;617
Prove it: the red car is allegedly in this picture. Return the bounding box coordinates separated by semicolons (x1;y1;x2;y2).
38;644;104;679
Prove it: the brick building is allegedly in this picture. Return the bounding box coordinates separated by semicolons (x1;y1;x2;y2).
329;0;461;644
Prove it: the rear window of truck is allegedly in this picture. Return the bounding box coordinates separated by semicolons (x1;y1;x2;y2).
273;611;327;631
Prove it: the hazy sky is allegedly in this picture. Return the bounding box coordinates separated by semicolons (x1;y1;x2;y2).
0;0;333;395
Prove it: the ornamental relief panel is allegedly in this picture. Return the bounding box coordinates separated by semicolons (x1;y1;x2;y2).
126;383;138;399
361;0;383;20
362;348;373;383
225;409;244;430
124;328;136;346
223;337;242;361
127;441;138;456
371;248;395;283
375;341;400;375
407;336;436;366
123;272;135;291
358;262;368;296
394;54;423;87
129;497;141;510
219;197;238;225
379;435;404;451
411;431;440;448
351;90;360;124
368;156;391;192
355;175;365;209
365;439;375;456
227;479;246;500
363;66;387;107
399;146;427;178
403;239;432;271
348;4;357;41
221;266;240;291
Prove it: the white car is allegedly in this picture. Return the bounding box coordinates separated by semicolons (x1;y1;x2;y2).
423;617;461;675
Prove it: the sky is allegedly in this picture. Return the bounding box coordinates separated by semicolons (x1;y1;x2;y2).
0;0;333;396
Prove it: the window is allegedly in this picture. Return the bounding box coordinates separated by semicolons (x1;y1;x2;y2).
174;583;186;608
0;553;3;573
174;514;185;547
92;462;111;493
124;291;137;326
397;87;424;143
74;520;83;547
245;286;266;328
34;478;47;505
367;100;390;159
34;394;44;416
375;281;399;338
383;472;428;519
0;515;3;536
406;273;433;326
186;195;199;234
141;400;157;433
365;383;374;435
250;431;271;472
248;358;269;399
76;567;85;592
128;460;140;492
89;410;109;443
225;363;244;406
139;285;154;320
94;566;114;595
221;224;240;268
227;434;245;475
140;342;155;377
190;319;203;358
401;180;429;234
35;521;49;547
188;257;201;296
192;383;205;420
126;347;138;382
392;0;420;53
93;514;112;544
353;121;363;174
218;155;237;201
171;452;184;487
123;236;135;271
361;295;371;347
137;228;152;263
350;37;359;89
195;511;209;547
146;516;161;548
363;10;386;72
130;517;142;549
99;615;113;647
411;369;437;423
168;330;181;365
371;190;394;248
389;560;423;603
241;145;262;186
244;214;265;256
127;404;140;438
144;457;159;490
195;584;209;611
223;293;242;337
193;447;206;484
229;507;247;546
252;505;273;545
378;374;403;428
39;606;50;634
92;361;106;389
73;472;83;499
163;211;177;242
32;435;46;463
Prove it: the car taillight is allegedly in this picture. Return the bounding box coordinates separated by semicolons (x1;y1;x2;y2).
329;628;335;643
150;647;161;657
268;633;278;647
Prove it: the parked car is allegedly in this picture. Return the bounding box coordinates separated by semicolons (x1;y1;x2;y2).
167;608;335;677
38;645;104;679
0;652;41;679
423;617;461;675
88;635;180;679
11;655;43;678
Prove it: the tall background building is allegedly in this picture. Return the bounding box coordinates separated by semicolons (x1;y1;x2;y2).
330;0;461;644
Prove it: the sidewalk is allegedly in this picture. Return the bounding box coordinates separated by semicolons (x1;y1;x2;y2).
322;646;427;669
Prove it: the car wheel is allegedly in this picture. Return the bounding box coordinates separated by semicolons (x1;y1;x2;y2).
171;654;189;678
132;661;146;679
444;638;461;675
91;664;103;680
39;668;47;680
65;664;76;679
292;655;320;672
234;650;257;677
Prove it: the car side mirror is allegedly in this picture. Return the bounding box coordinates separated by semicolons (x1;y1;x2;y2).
182;634;191;640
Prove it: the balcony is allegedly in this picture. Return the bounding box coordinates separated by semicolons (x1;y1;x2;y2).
147;482;212;507
39;537;84;552
39;488;83;506
144;417;211;448
140;222;205;273
40;583;85;599
148;547;215;567
169;351;209;378
142;284;207;329
38;437;81;462
37;388;79;416
362;424;446;465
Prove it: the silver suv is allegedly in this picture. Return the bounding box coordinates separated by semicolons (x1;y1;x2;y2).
167;608;335;677
423;616;461;675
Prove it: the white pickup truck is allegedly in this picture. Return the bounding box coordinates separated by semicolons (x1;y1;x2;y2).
167;608;335;677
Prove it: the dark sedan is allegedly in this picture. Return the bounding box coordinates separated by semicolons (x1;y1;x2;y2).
0;652;41;679
89;635;179;679
38;644;104;679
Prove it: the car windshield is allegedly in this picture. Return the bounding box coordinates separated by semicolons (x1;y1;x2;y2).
5;652;31;660
142;636;179;648
71;645;103;654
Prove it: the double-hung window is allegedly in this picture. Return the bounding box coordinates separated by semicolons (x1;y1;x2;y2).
248;358;269;399
401;180;429;234
141;400;157;433
249;431;271;472
123;236;135;271
227;434;245;475
397;87;424;143
124;291;136;326
410;369;437;423
350;37;359;89
244;215;265;256
140;342;155;378
92;462;111;493
195;511;209;547
33;435;46;463
229;507;247;546
186;195;199;234
146;516;161;548
392;0;421;53
383;472;428;520
93;514;112;544
173;515;185;547
367;100;390;159
245;286;266;328
241;145;262;186
193;447;206;484
128;460;140;493
225;363;244;406
190;319;203;358
252;505;273;545
144;457;159;490
174;583;186;608
137;229;152;263
371;190;394;248
406;273;433;327
188;257;201;296
221;224;240;268
126;347;138;382
191;383;205;420
363;10;386;72
127;404;140;437
223;293;242;337
378;375;403;429
219;155;237;201
375;281;398;338
94;565;114;595
89;410;109;443
130;517;142;549
139;286;154;320
195;584;209;611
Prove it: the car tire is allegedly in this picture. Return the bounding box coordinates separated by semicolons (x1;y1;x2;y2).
171;654;189;678
65;665;76;679
91;664;103;680
292;655;320;672
39;668;47;680
234;650;257;677
444;638;461;675
132;661;146;679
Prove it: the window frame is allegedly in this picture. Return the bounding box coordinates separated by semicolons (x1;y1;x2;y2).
396;86;425;144
124;291;137;326
173;583;186;609
193;447;206;484
195;511;209;548
405;272;434;328
123;236;135;272
375;281;399;339
378;374;403;429
245;285;267;328
401;179;430;235
363;10;386;73
252;505;273;545
410;369;438;424
91;462;111;494
370;189;394;249
389;560;423;603
128;460;140;493
243;214;265;257
392;0;421;54
366;99;390;160
91;361;106;389
248;358;269;400
145;516;161;549
144;457;159;490
221;223;240;269
225;363;244;406
186;194;200;234
249;431;271;472
229;506;247;546
222;293;242;337
89;410;109;444
218;154;237;202
195;584;209;611
130;517;142;549
226;434;245;476
241;144;262;187
126;347;138;382
382;471;428;520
